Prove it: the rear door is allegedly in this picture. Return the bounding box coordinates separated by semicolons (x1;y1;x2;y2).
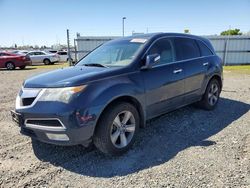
28;52;37;64
34;52;46;63
142;38;186;119
173;37;209;102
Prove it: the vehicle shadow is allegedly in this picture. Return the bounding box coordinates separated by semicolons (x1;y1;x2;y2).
32;97;250;177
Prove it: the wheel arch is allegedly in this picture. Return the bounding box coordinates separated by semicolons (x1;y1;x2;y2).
94;95;146;133
202;73;223;95
43;58;51;63
5;61;15;66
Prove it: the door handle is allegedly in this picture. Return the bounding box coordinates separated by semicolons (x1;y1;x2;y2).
203;62;209;66
173;69;183;74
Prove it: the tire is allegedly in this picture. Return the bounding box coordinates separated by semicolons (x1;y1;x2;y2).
43;59;51;65
5;62;15;70
197;78;221;110
93;102;139;155
19;66;26;70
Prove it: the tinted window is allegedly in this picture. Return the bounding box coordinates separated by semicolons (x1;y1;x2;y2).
197;40;213;56
57;51;67;55
34;52;45;55
174;38;200;61
148;38;174;65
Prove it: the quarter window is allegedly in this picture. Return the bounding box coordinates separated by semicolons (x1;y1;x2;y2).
197;40;213;56
148;38;174;65
174;38;200;61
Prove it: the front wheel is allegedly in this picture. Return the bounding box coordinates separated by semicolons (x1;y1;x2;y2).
6;62;15;70
43;59;51;65
94;103;139;155
197;79;221;110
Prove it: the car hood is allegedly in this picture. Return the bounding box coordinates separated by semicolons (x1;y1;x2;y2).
23;66;110;88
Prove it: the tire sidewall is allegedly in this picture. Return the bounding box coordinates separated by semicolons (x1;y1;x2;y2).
6;62;15;70
95;103;140;155
43;59;51;65
204;79;221;110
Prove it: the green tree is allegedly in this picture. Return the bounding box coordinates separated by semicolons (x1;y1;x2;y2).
220;28;242;35
184;29;190;34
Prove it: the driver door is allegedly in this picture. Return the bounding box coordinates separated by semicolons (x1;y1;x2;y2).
141;38;186;119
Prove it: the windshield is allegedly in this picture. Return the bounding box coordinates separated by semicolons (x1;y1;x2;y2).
76;39;146;67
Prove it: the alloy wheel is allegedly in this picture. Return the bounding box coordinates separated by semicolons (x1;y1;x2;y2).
6;63;14;70
208;83;219;106
110;110;136;148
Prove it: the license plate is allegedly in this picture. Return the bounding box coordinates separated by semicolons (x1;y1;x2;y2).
10;110;23;126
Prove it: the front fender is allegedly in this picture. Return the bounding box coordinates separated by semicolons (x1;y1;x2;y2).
73;72;146;128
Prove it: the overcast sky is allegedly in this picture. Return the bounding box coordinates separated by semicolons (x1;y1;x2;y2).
0;0;250;47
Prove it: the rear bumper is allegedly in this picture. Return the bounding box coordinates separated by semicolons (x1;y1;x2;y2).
50;58;59;62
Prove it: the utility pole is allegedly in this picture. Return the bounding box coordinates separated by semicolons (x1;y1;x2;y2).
74;38;77;63
122;17;126;37
67;29;72;66
224;25;231;65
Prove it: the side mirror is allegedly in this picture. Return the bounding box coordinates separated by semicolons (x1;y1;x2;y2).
141;54;160;70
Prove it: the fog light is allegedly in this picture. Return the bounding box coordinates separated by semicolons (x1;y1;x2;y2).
46;133;69;141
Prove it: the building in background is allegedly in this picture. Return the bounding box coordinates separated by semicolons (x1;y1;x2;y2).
75;34;250;65
75;36;119;60
207;35;250;65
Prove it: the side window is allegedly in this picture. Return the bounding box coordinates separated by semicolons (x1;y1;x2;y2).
28;52;35;56
174;38;200;61
58;52;67;55
197;40;213;56
35;52;43;55
148;38;174;65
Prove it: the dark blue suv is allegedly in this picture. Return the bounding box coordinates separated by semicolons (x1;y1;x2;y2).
11;33;223;155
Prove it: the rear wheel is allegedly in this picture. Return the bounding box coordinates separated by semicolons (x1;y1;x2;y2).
43;59;51;65
19;66;26;70
6;62;15;70
197;78;221;110
94;103;139;155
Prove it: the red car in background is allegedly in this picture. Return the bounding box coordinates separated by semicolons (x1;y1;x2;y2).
0;52;31;70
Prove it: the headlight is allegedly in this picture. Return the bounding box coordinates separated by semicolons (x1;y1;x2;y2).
38;85;87;103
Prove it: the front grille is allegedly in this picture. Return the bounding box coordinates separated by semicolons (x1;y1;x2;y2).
26;119;63;127
22;97;36;106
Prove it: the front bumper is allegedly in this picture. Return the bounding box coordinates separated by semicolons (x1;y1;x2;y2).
11;103;101;146
19;121;94;146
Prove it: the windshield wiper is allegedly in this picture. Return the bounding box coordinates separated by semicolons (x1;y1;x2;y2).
84;63;108;68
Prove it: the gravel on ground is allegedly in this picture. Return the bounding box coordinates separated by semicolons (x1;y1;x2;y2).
0;67;249;188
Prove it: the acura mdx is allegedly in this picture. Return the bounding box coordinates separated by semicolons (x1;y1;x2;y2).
11;33;223;155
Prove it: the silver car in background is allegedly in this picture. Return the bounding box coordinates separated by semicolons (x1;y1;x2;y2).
26;51;59;65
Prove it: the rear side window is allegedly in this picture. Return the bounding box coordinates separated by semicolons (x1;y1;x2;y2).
58;52;67;55
197;40;213;56
174;38;200;61
148;38;174;65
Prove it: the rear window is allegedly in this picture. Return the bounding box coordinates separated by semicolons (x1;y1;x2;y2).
57;52;67;55
174;38;200;61
197;40;213;56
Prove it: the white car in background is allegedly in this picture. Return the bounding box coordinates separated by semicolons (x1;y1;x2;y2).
26;51;59;65
56;51;68;62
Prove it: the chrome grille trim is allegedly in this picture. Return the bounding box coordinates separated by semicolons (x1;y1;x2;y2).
16;88;45;109
24;118;66;131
